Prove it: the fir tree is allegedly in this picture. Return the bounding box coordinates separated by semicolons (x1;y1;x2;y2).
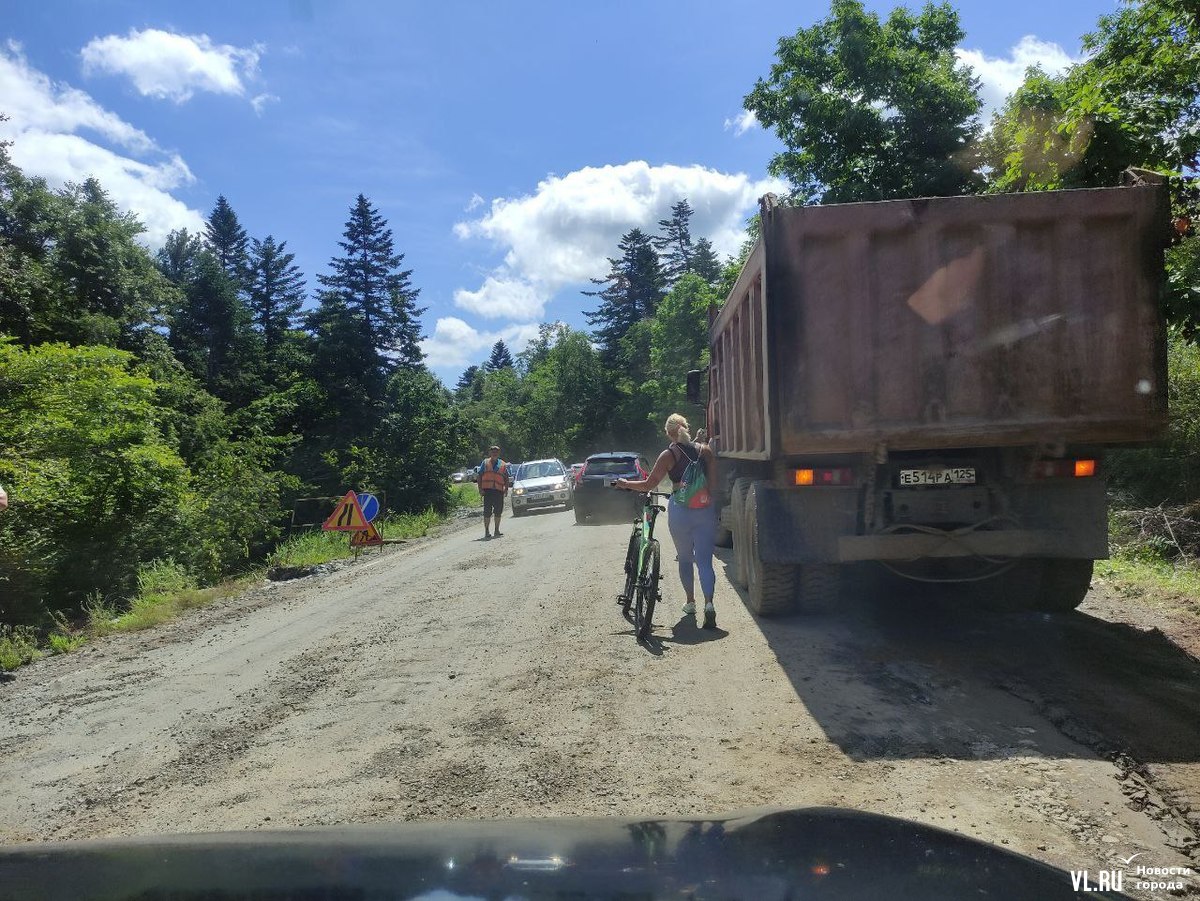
584;227;664;366
204;196;250;285
247;235;306;356
690;237;723;287
653;199;695;286
316;194;426;372
486;340;514;371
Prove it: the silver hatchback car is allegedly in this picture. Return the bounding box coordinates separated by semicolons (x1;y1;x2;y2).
510;458;573;516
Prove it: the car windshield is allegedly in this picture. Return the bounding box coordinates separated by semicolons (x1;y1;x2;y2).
585;459;638;475
3;2;1197;895
518;462;563;480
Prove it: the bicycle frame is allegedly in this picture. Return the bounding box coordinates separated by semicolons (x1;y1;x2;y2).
632;491;670;575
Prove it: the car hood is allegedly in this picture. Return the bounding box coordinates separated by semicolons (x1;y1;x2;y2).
516;475;568;490
0;806;1129;900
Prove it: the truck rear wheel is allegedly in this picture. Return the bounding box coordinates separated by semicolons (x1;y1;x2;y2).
729;478;753;588
1035;559;1093;612
745;483;797;616
797;563;840;613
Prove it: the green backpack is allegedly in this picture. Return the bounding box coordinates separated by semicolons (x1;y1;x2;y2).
673;443;711;509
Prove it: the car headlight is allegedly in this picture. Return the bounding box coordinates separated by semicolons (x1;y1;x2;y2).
513;488;524;496
553;482;567;490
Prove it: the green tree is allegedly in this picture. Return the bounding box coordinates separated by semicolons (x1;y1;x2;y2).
654;199;695;286
347;367;467;512
156;228;204;285
247;235;307;361
454;364;484;401
316;194;426;374
650;274;717;411
486;339;515;371
205;195;250;285
584;227;664;367
690;237;723;287
0;342;193;620
745;0;983;203
169;251;262;406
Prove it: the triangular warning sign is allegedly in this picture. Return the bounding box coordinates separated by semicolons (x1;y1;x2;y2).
322;491;368;531
350;521;383;548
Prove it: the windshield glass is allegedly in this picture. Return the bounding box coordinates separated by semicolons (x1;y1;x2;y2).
2;1;1197;895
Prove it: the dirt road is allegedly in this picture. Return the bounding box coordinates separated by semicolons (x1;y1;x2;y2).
2;506;1198;896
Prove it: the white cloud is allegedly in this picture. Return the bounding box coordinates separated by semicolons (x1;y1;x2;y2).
956;36;1080;120
454;276;547;320
420;317;542;369
0;40;156;153
454;161;784;319
0;42;204;246
81;28;264;105
465;192;485;212
723;109;760;136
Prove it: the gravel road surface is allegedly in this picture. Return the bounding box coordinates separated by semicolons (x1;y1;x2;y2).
2;505;1197;897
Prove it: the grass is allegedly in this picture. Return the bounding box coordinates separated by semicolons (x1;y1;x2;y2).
1095;509;1200;618
0;625;42;671
1095;551;1200;617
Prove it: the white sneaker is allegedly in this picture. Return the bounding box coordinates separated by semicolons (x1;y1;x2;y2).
682;602;696;615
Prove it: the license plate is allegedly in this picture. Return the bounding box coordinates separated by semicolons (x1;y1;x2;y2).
899;468;976;486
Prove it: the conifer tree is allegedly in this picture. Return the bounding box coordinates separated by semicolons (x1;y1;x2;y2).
204;195;250;285
316;194;426;372
584;227;664;366
247;235;306;356
653;199;694;286
486;339;514;371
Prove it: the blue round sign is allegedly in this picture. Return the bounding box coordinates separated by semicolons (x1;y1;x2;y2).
357;493;380;522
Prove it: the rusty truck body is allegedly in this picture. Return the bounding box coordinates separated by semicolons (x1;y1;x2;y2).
697;186;1170;614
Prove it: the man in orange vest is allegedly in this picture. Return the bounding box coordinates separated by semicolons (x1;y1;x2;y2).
477;445;511;540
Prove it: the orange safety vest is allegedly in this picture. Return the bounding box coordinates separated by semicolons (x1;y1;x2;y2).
478;458;508;492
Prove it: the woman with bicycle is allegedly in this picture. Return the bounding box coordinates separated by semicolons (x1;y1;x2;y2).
616;413;720;630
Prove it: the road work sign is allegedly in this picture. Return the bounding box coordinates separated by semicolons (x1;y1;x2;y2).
323;491;368;531
350;520;384;548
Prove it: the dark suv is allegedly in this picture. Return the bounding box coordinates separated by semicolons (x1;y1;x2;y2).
573;452;651;523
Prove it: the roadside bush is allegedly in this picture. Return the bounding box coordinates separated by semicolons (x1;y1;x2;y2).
0;625;41;670
1108;330;1200;506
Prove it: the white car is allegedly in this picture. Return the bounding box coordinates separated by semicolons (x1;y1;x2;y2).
510;458;573;516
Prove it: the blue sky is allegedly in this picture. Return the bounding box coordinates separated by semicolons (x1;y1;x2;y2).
2;1;1111;384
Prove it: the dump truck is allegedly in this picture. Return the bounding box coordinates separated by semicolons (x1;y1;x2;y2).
691;185;1170;614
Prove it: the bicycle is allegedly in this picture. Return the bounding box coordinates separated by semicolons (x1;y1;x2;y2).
616;490;671;641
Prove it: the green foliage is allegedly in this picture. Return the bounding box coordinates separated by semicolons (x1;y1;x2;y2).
0;342;193;622
745;0;983;203
584;227;665;368
650;274;717;412
1108;331;1200;506
316;193;426;373
654;199;695;286
486;339;514;371
0;625;41;670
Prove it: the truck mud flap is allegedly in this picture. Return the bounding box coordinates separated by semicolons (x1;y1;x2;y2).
753;484;859;565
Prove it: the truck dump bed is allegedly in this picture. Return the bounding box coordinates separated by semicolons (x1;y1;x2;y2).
711;187;1169;459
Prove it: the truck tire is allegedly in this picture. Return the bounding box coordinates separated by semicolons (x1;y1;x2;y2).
729;478;753;588
745;483;797;616
796;564;840;613
1035;559;1093;612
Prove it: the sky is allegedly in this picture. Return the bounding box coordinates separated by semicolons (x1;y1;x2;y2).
1;0;1112;384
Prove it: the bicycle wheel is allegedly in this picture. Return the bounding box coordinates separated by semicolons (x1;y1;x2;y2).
635;539;660;640
619;530;638;611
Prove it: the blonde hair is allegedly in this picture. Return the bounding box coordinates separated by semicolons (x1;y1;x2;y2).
665;413;691;444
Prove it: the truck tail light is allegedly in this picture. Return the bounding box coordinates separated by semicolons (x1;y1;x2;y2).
1032;459;1097;479
794;467;853;486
